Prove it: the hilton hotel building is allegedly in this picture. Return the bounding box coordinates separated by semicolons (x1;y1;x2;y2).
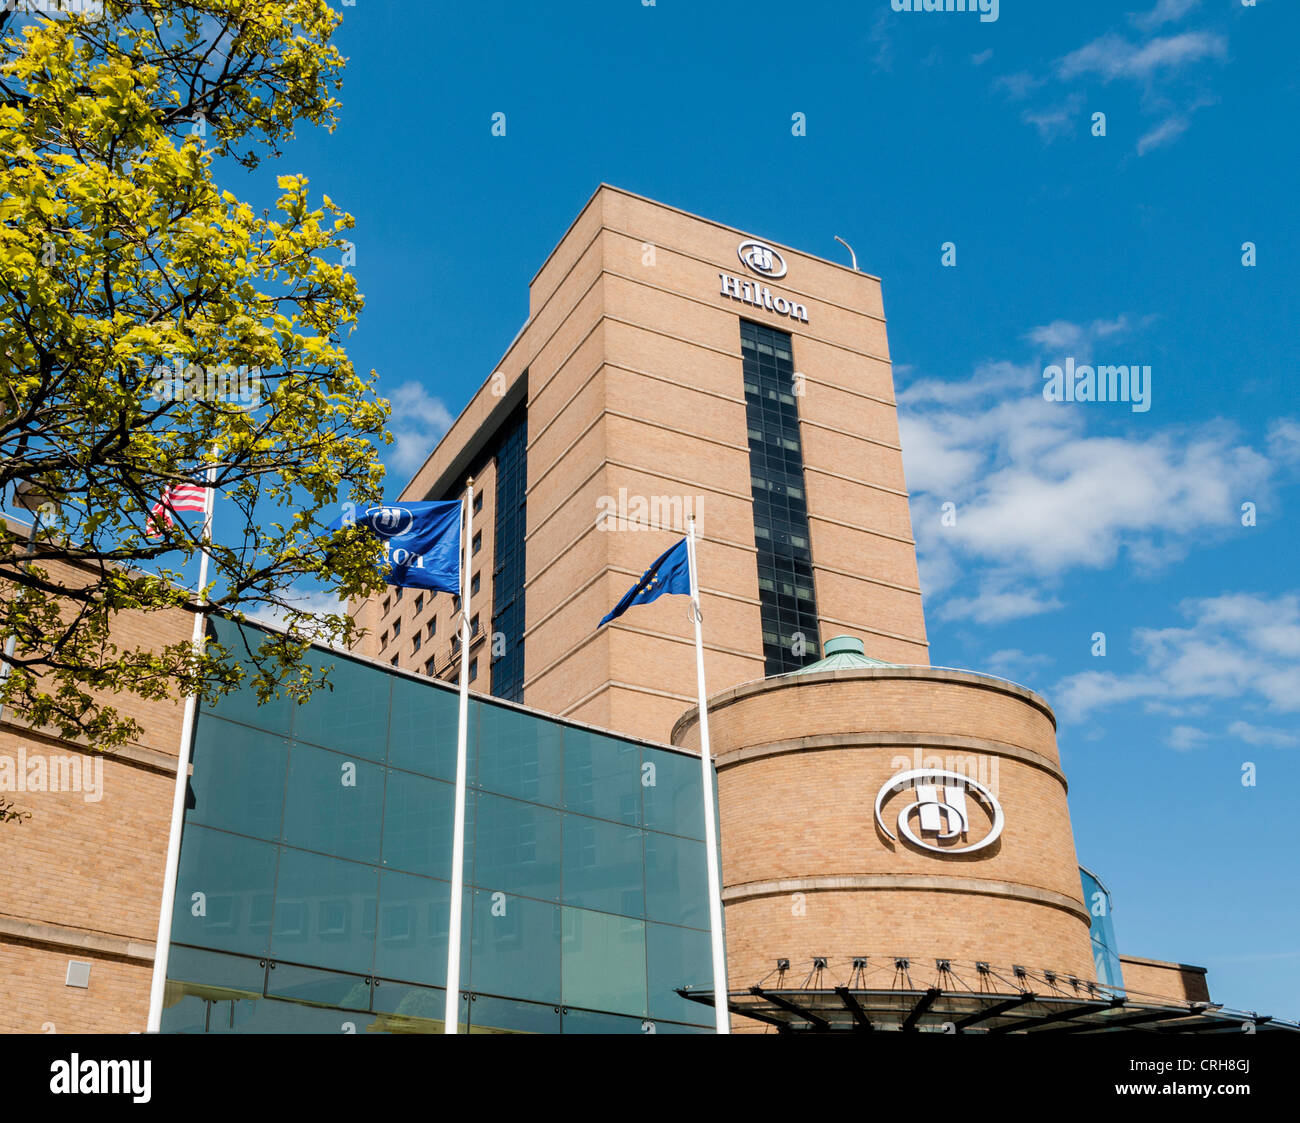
352;184;928;742
6;186;1287;1035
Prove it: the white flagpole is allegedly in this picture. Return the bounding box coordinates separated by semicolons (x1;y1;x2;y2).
443;477;473;1034
686;515;730;1034
146;453;219;1032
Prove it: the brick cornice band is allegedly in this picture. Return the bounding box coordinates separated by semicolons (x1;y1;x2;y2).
672;665;1058;744
723;874;1092;925
714;731;1068;790
0;914;156;964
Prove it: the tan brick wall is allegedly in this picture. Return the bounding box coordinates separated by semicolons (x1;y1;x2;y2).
0;940;151;1033
1120;956;1212;1005
673;667;1096;1019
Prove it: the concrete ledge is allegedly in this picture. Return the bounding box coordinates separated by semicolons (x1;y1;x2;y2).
0;914;155;964
672;664;1058;746
713;731;1067;790
723;874;1092;925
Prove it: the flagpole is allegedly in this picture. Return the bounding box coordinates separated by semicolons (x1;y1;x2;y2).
146;452;219;1032
443;477;473;1034
686;516;730;1034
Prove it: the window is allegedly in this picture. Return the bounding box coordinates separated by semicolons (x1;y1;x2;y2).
414;594;424;614
472;532;482;556
392;619;401;639
427;619;437;639
471;614;480;637
469;659;478;683
394;587;403;602
452;634;461;654
453;595;460;612
473;492;483;513
380;631;388;649
488;403;527;702
425;655;436;676
740;319;821;675
382;597;390;616
390;655;399;666
471;572;480;596
412;633;421;653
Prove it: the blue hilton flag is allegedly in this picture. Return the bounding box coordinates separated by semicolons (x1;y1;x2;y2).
335;500;462;593
598;538;691;627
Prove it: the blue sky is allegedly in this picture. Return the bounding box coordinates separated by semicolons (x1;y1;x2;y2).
13;0;1295;1015
269;0;1298;1016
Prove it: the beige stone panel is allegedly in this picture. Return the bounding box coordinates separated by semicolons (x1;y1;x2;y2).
602;318;742;399
805;475;917;544
600;188;888;322
799;421;908;492
793;334;899;406
603;367;749;464
525;330;607;464
796;380;906;451
813;569;927;648
722;890;1095;1002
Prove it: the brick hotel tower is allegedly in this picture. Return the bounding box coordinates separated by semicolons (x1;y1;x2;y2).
352;185;929;743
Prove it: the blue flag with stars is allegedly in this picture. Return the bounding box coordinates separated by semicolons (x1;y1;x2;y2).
598;538;691;627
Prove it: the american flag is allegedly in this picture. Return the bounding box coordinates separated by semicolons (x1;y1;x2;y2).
146;482;209;537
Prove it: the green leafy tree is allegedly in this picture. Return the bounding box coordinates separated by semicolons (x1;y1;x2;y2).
0;1;391;751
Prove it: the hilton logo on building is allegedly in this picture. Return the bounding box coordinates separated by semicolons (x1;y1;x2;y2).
718;239;809;323
874;768;1005;856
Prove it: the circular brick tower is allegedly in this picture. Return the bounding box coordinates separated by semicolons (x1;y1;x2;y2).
671;636;1095;1025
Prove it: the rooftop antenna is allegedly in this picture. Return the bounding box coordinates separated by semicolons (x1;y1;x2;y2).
834;235;858;272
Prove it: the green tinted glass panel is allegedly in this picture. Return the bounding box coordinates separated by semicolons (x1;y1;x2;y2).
642;747;705;841
204;618;293;734
562;1008;648;1034
289;650;390;762
373;870;469;989
647;921;713;1024
282;743;385;863
380;770;472;882
270;847;378;976
477;703;561;804
563;728;640;824
265;962;372;1012
228;996;377;1034
468;995;560;1034
472;792;561;901
188;717;287;840
562;815;644;917
172;826;277;957
469;889;561;1005
644;831;708;929
387;674;466;779
561;907;647;1018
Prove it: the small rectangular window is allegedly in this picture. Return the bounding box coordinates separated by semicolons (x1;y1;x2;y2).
392;618;401;638
427;619;437;638
473;492;483;513
453;594;461;612
471;613;480;636
452;634;461;653
472;532;482;555
412;633;422;653
414;593;424;614
394;587;403;602
382;597;390;616
380;631;388;649
471;572;480;596
425;656;436;676
469;659;478;683
390;655;399;666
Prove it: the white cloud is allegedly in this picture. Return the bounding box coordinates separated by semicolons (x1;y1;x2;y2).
1059;31;1227;84
1137;115;1191;155
941;585;1063;625
1022;97;1084;142
1131;0;1201;32
971;49;994;67
247;586;349;644
984;648;1056;680
1167;724;1209;751
1228;720;1300;748
994;71;1046;100
385;380;455;482
1053;592;1300;723
1024;315;1129;356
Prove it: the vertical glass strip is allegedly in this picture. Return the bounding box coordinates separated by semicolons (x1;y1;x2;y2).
740;319;820;675
490;403;527;701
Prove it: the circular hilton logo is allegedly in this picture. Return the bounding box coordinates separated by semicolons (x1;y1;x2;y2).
873;769;1005;855
737;239;788;279
365;505;415;538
